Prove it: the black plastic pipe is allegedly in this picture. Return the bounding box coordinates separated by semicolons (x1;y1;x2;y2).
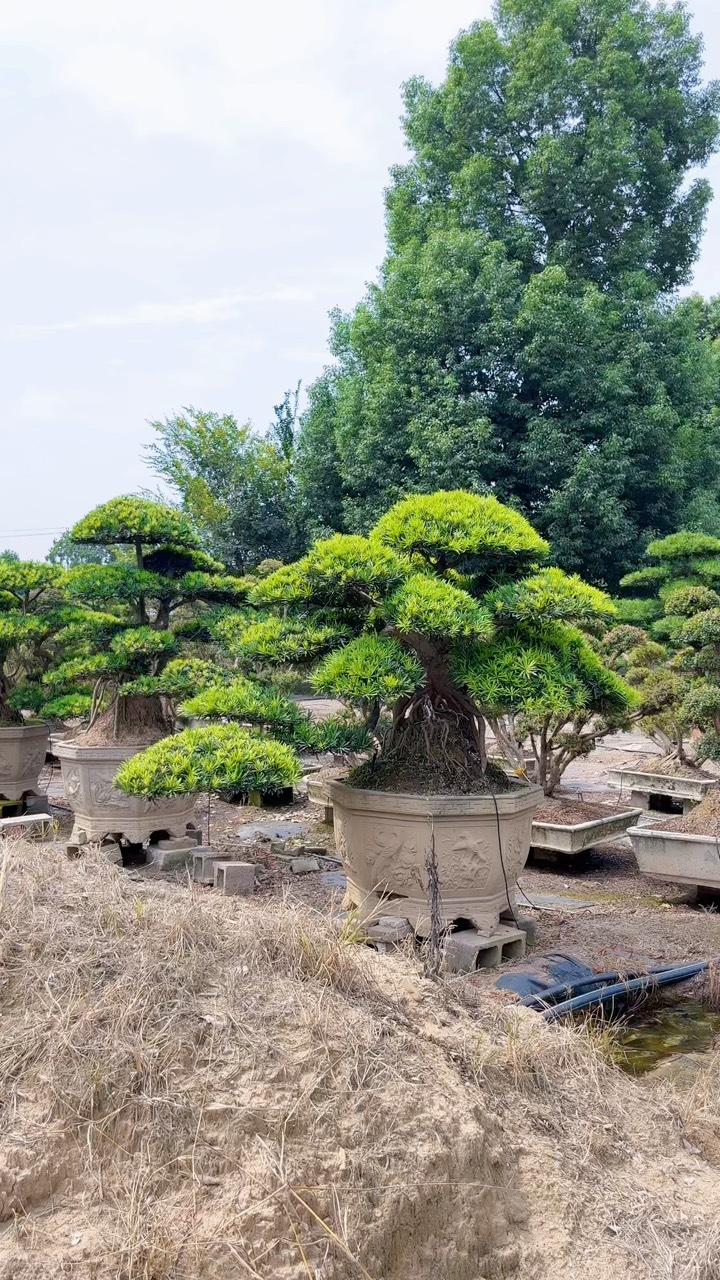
520;961;686;1012
541;961;709;1022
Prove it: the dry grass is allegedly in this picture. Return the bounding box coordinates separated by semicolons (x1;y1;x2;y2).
0;837;720;1279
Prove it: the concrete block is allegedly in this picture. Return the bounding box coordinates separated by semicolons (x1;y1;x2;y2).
443;924;526;974
193;848;230;884
304;845;328;858
214;861;255;896
500;910;537;946
366;916;413;945
270;840;286;854
146;841;197;870
155;835;196;851
291;857;320;874
23;795;51;816
323;804;334;825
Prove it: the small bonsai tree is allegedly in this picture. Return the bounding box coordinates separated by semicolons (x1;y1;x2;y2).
0;560;63;726
44;497;246;743
117;491;632;797
116;723;301;801
602;625;691;761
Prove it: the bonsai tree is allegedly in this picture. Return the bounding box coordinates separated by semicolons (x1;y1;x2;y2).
116;723;301;802
602;625;691;762
44;497;246;743
0;560;63;726
118;491;631;797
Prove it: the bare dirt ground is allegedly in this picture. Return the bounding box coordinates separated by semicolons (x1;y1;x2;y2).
3;837;720;1280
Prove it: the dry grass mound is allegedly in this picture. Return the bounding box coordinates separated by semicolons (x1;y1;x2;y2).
0;839;719;1279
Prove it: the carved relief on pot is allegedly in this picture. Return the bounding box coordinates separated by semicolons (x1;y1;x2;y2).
21;746;47;777
437;829;493;891
500;829;528;882
368;827;424;892
89;771;144;811
334;822;358;874
0;756;11;777
63;766;82;802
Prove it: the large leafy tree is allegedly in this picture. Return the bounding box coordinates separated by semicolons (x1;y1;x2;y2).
297;0;720;585
146;406;303;573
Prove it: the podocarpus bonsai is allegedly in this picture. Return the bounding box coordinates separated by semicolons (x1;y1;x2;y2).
619;532;720;768
0;559;63;800
49;496;246;849
50;497;246;745
119;490;625;931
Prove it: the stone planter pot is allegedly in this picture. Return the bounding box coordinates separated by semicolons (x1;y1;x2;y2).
531;806;644;859
55;739;196;846
0;724;50;801
327;778;542;935
609;767;716;814
628;824;720;892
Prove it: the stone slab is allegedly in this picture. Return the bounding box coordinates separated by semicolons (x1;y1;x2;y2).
291;857;320;874
0;812;53;839
236;820;309;844
366;916;414;944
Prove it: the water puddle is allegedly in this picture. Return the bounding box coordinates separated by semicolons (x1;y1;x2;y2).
616;1002;720;1075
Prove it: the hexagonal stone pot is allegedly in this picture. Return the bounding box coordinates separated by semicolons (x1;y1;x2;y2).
327;778;542;935
55;739;196;846
0;724;50;800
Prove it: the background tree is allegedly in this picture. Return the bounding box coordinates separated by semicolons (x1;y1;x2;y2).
146;406;303;573
297;0;720;585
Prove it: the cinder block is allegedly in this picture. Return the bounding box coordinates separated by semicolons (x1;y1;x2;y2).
214;861;255;896
0;812;52;840
146;842;197;870
155;835;195;851
323;804;334;825
500;910;537;946
193;848;230;884
443;925;526;974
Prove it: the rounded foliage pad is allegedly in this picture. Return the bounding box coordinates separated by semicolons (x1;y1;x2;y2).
115;723;301;798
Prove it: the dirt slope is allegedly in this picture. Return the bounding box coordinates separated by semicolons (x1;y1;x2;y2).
0;840;719;1279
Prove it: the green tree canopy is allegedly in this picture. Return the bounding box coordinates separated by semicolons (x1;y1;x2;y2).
297;0;720;584
145;407;303;572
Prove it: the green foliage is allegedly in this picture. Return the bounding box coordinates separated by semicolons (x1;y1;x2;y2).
218;614;350;667
289;716;373;754
662;585;720;618
385;573;494;640
181;677;306;731
145;408;302;572
455;626;634;722
115;723;301;798
251;535;409;608
296;2;720;585
373;491;548;576
119;658;223;699
40;693;93;721
0;613;52;658
646;532;720;561
71;496;199;549
312;634;422;707
489;568;616;626
680;609;720;648
0;561;61;608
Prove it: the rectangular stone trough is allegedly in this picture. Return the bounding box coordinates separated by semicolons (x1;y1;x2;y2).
531;807;644;857
609;767;717;814
628;825;720;891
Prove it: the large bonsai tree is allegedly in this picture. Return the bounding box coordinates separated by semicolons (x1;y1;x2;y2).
0;560;63;726
44;497;246;743
118;490;630;797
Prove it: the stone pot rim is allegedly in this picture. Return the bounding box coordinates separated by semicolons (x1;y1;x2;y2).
0;722;49;738
533;807;644;834
54;739;156;762
628;824;720;846
327;777;542;815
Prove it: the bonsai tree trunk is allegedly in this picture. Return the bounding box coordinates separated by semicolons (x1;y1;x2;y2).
0;665;22;727
85;692;173;745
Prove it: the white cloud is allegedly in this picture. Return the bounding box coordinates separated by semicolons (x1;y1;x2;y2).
4;288;313;339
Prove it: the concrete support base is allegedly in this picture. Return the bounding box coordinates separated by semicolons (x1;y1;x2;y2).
443;924;526;973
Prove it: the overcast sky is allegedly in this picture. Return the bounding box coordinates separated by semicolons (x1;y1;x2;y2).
2;0;720;560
